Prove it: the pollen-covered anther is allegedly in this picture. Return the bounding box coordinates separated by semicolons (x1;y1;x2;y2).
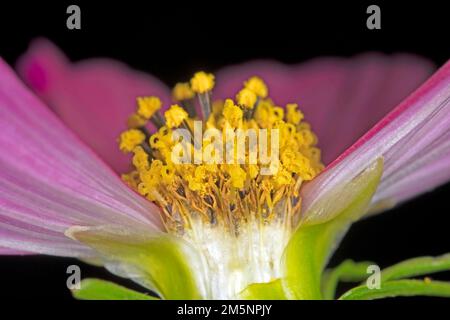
119;129;146;153
286;103;304;125
164;104;189;129
190;71;215;94
127;113;147;129
236;88;257;109
172;82;195;101
132;146;149;170
137;96;162;119
222;99;243;128
191;71;215;119
244;76;268;98
226;165;247;189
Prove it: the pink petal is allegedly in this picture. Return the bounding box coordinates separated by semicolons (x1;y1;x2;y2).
214;54;434;164
0;247;32;255
301;60;450;222
0;59;163;257
17;39;171;173
373;152;450;208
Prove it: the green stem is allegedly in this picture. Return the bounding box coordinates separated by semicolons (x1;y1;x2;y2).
381;254;450;282
340;279;450;300
322;260;375;300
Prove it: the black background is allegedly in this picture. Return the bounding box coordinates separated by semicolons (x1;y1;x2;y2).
0;1;449;302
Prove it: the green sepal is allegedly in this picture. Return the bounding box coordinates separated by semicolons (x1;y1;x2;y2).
72;278;159;300
67;225;206;299
238;279;287;300
281;158;384;299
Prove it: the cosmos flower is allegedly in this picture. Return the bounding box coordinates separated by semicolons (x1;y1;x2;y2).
0;39;449;300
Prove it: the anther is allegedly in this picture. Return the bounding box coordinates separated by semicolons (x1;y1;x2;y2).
137;96;166;128
190;72;214;120
173;82;197;117
165;104;188;129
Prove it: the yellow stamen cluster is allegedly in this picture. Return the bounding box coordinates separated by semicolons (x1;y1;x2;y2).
119;74;324;235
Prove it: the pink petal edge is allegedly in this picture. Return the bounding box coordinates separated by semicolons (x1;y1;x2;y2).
301;59;450;223
0;247;32;255
16;38;172;173
0;58;163;257
215;54;434;164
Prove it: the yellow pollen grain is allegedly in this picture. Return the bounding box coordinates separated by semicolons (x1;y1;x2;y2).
164;104;188;128
272;107;284;121
286;103;304;125
222;99;243;128
137;96;162;119
248;164;259;179
161;165;175;184
190;71;215;94
121;171;140;190
236;88;257;109
244;76;268;98
273;167;293;187
132;146;149;170
119;129;146;153
186;165;209;193
127;113;147;128
227;165;247;189
172;82;195;101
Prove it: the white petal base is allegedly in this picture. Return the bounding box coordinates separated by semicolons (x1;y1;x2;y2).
184;217;292;299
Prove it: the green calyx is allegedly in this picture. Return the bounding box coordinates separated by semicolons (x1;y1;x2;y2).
67;225;206;299
72;278;159;300
280;158;384;299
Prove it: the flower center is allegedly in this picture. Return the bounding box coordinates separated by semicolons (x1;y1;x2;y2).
118;72;324;298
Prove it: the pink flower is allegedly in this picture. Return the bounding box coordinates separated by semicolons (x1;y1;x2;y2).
0;39;449;299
